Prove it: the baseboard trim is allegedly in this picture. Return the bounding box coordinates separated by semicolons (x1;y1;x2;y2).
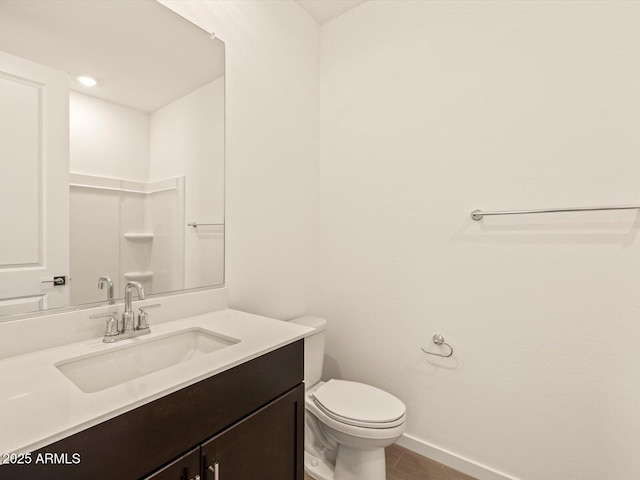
396;433;520;480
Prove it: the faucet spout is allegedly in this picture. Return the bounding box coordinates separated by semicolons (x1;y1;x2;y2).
124;281;145;313
122;281;146;332
98;276;114;304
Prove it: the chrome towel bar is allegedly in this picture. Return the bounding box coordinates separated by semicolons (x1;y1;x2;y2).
471;204;640;221
188;222;224;227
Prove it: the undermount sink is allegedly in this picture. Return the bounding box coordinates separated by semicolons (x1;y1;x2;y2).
55;328;240;393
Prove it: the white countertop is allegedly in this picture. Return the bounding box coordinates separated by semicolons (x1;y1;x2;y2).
0;309;312;454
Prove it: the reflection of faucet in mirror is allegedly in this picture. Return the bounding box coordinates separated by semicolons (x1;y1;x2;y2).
122;282;145;334
97;276;114;304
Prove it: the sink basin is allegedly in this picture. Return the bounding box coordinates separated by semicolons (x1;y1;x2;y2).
55;328;240;393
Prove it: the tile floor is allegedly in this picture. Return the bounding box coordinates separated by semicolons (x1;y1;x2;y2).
303;444;478;480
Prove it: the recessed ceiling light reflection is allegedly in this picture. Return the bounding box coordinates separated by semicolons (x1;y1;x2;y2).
75;75;97;87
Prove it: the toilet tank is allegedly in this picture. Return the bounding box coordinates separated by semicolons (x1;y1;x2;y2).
289;316;327;387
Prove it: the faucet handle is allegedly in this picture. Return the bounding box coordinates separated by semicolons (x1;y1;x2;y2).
90;311;120;341
137;303;161;330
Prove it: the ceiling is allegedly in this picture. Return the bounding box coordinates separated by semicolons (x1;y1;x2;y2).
295;0;368;24
0;0;224;113
0;0;364;113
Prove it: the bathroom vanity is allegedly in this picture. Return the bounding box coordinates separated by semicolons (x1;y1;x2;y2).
0;302;311;480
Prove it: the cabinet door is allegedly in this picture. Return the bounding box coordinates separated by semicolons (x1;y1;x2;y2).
201;384;304;480
143;447;200;480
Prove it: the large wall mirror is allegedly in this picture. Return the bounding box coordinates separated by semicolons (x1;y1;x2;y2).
0;0;225;319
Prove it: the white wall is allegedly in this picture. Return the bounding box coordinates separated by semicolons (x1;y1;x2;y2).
318;2;640;480
161;0;320;319
150;78;224;288
70;91;150;181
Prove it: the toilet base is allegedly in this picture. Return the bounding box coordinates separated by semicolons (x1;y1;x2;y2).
304;451;334;480
304;447;387;480
334;445;386;480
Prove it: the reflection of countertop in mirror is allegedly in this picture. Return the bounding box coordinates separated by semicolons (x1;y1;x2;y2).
0;308;312;455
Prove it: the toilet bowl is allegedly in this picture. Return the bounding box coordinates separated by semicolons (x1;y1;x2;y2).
289;316;406;480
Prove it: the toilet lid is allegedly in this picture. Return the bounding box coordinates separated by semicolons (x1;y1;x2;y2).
311;380;406;428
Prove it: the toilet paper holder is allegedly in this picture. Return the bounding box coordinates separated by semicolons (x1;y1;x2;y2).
421;334;453;358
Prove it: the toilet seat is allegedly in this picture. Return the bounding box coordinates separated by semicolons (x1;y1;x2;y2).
311;380;406;429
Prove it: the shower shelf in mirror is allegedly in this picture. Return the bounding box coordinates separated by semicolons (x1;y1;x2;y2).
124;233;154;241
124;272;154;281
69;174;180;195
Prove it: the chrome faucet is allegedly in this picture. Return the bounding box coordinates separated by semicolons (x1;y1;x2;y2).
90;282;160;343
122;281;145;333
97;276;114;304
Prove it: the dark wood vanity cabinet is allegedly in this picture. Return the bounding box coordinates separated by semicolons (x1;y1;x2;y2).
0;341;304;480
200;386;302;480
147;385;303;480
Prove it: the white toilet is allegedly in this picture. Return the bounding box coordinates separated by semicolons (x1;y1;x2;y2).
290;316;406;480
